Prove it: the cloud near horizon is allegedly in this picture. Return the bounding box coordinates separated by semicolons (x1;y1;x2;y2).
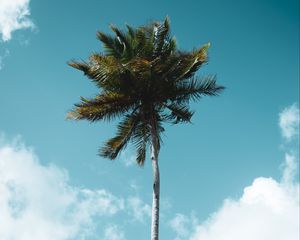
170;103;299;240
190;158;299;240
0;104;298;240
0;134;152;240
0;136;125;240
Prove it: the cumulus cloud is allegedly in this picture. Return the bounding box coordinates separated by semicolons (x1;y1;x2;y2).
282;153;298;184
169;213;198;240
0;136;124;240
170;103;299;240
104;225;125;240
279;103;299;141
0;0;35;42
127;196;151;222
190;157;299;240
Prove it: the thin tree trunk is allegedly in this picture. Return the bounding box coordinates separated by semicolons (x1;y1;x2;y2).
150;131;160;240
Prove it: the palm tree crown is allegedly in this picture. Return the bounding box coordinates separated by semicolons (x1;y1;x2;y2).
68;17;224;165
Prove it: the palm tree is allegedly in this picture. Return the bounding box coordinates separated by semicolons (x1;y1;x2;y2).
67;17;224;240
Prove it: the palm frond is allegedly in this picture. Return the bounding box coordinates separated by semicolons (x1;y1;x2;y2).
136;25;155;59
132;116;151;166
136;141;146;166
109;24;135;61
192;75;225;97
169;75;225;103
180;43;210;80
100;112;141;159
161;53;197;82
97;31;123;58
68;60;89;73
126;24;136;39
110;25;129;47
69;56;119;88
163;103;194;123
153;16;170;57
161;36;176;58
67;93;135;122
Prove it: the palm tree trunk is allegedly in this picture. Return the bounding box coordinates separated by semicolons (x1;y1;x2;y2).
150;133;160;240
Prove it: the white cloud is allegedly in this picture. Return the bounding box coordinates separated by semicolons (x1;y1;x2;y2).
104;225;125;240
190;159;299;240
279;103;299;141
169;213;198;240
127;196;151;222
282;153;298;184
169;154;299;240
0;0;35;42
170;214;189;239
170;103;300;240
0;136;124;240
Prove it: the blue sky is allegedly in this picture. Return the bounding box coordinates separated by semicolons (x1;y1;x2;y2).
0;0;299;239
